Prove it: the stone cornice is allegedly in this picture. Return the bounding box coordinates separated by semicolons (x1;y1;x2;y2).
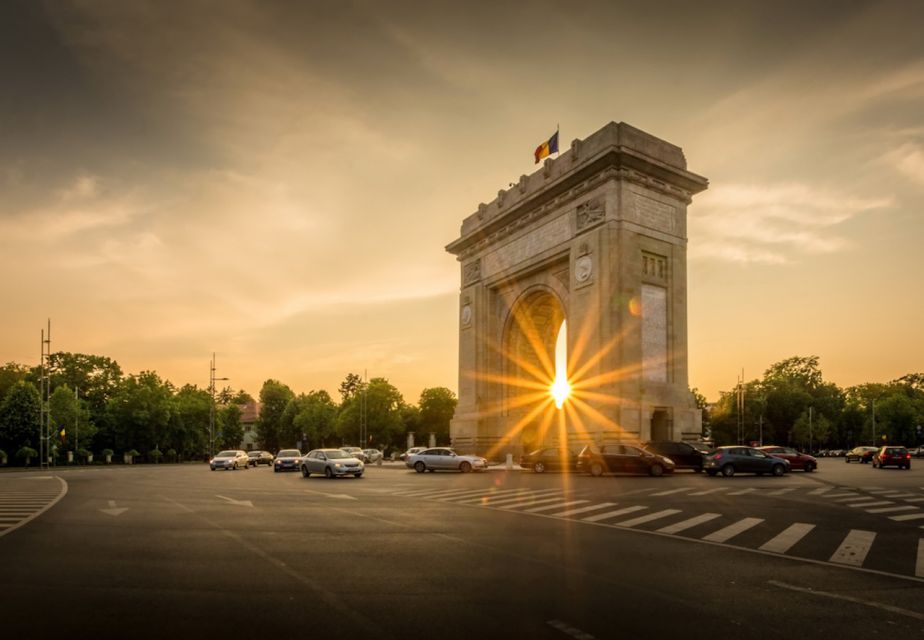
446;123;708;258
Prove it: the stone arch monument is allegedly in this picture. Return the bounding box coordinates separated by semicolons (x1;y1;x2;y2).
445;122;708;457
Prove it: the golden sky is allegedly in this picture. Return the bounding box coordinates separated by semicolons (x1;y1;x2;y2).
2;0;922;402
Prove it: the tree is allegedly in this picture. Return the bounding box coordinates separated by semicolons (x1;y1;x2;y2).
105;372;174;454
218;403;244;450
0;362;30;404
418;387;457;444
0;381;41;455
169;385;211;458
44;352;122;432
336;378;405;449
338;373;364;404
257;380;294;452
281;390;338;451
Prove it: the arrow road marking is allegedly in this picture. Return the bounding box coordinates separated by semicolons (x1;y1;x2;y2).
99;500;128;517
216;495;254;507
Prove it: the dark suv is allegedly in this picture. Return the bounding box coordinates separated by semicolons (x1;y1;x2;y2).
643;441;710;472
872;446;911;469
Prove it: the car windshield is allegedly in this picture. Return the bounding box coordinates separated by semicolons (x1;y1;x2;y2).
248;452;259;457
216;451;237;457
277;450;300;457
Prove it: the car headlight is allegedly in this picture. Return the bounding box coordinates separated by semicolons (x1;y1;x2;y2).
334;463;342;468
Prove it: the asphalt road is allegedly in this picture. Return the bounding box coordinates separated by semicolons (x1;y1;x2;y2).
1;459;923;639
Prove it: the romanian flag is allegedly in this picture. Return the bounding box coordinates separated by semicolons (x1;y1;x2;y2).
59;428;66;441
534;129;559;164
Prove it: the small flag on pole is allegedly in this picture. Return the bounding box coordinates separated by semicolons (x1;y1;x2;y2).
534;129;559;164
59;428;66;441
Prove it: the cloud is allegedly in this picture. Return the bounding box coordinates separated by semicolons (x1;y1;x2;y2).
883;142;924;185
689;183;893;264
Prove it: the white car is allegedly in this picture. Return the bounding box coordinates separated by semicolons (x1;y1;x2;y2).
340;446;367;462
407;447;488;473
362;448;383;463
301;449;365;478
210;450;250;471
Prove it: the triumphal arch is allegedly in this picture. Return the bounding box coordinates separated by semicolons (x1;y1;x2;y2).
445;122;708;457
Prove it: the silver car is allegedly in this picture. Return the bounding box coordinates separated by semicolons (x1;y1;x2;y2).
407;447;488;473
340;446;367;462
301;449;365;478
362;448;383;463
210;450;250;471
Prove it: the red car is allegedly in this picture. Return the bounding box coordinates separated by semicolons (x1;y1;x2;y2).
757;446;818;473
872;446;912;469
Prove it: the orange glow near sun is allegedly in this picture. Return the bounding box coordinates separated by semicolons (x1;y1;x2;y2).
550;321;570;409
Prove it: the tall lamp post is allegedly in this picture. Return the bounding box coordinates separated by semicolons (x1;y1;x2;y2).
209;353;229;459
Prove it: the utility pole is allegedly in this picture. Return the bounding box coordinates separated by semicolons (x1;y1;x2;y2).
208;353;229;459
808;406;813;454
39;320;51;470
736;370;745;445
75;386;79;462
871;399;876;445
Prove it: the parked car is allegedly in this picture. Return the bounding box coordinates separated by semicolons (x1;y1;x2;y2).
210;450;250;471
362;448;383;463
273;449;303;472
642;441;709;472
406;447;488;473
340;446;367;462
703;446;790;477
576;444;675;477
845;446;878;464
757;446;818;472
300;448;364;478
247;450;274;467
400;446;428;461
519;447;577;473
872;446;912;469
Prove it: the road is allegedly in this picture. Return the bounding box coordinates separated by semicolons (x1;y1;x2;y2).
1;459;923;638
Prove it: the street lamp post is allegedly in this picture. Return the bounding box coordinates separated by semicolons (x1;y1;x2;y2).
209;353;229;459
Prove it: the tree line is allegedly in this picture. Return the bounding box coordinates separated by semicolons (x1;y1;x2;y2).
703;356;924;451
0;352;457;465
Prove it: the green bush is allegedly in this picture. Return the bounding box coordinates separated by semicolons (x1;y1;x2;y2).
16;446;38;465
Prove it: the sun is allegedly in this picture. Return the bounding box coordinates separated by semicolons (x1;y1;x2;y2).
550;320;571;409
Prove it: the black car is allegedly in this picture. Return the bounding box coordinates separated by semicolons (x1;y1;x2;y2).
703;446;790;477
519;448;577;473
576;444;675;477
642;441;709;472
273;449;303;472
247;450;274;466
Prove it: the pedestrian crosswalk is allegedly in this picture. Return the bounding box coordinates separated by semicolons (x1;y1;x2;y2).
0;476;67;538
389;483;924;579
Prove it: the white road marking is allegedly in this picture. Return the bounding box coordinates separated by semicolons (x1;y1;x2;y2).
500;496;573;510
216;495;253;508
769;580;924;621
0;476;67;539
688;487;728;496
766;487;798;496
837;496;875;503
452;488;559;503
656;512;721;534
808;486;832;495
727;488;756;496
582;506;647;522
866;505;918;514
830;530;876;567
523;500;588;514
549;503;618;518
890;512;924;522
903;497;924;503
547;619;597;639
848;500;892;508
759;523;816;554
880;492;915;498
702;517;764;543
650;487;692;496
99;499;129;517
826;492;860;499
611;509;682;528
470;491;563;507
